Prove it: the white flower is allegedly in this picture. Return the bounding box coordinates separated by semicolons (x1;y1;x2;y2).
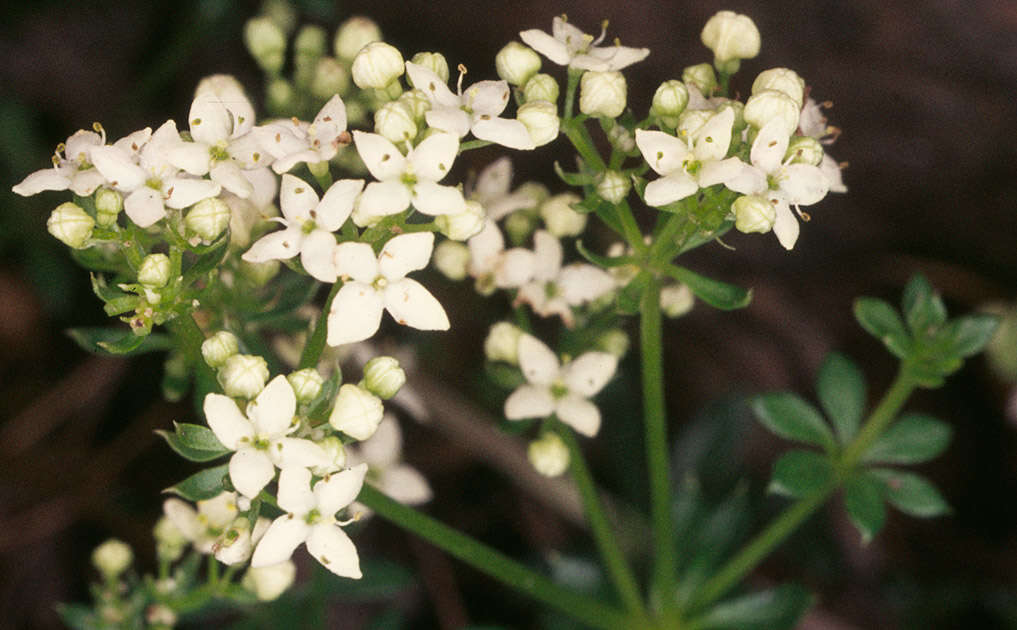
634;107;744;207
90;120;221;228
329;384;385;440
12;127;144;198
162;491;240;555
352;130;465;225
203;375;331;498
466;220;537;292
251;465;367;578
519;16;649;71
256;95;351;174
348;415;432;506
405;62;534;151
242;174;363;282
504;334;617;437
468;157;539;222
327;232;450;346
700;11;761;68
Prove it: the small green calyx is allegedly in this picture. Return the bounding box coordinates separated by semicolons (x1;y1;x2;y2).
305;508;322;525
146;178;163;191
550;381;569;399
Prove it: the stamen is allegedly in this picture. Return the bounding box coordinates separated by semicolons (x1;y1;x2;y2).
457;63;468;96
92;122;106;144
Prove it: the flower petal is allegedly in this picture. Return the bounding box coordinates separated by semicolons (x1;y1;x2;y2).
164;177;221;210
163;498;202;541
405;61;459;108
643;173;697;207
519;28;571;65
556;395;601;437
12;168;70;196
779;164;829;205
272;437;333;470
698;156;749;190
378;466;433;505
242;227;304;263
531;230;563;282
189;94;232;145
693;108;734;162
751;119;790;174
307;524;361;578
333;241;379;282
408;132;459;183
517;334;560;386
300;229;338;282
251;514;310;568
210;161;254;198
472;117;536;151
315;179;364;231
248;375;296;438
504;384;555;419
771;196;799;250
635;129;690;176
494;248;536;288
168;142;212;176
311;95;348;139
280;174;320;223
357;415;402;468
379;232;433;279
562;352;617;397
557;264;615;305
276;467;315;515
411;181;466;216
203;393;255;449
315;463;368;516
424;107;472;138
352;131;406;182
465;80;512;116
383;278;450;331
473;157;512;201
229;448;276;498
90;145;147;191
356;180;411;221
124;186;166;228
327;282;384;346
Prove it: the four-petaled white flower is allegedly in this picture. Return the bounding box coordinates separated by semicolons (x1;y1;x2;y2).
405;62;535;151
90;120;221;227
251;464;367;578
351;130;465;225
256;95;351;174
162;491;240;556
468;157;539;221
242;174;363;282
328;232;450;346
635;107;746;208
204;375;331;498
505;334;617;437
725;119;830;249
519;16;649;71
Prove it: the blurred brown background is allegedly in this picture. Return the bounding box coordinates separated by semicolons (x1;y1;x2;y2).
2;0;1017;628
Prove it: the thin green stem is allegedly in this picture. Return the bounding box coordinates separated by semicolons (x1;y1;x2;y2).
640;277;677;612
298;282;340;369
564;68;582;122
459;139;493;153
556;426;647;620
838;366;917;470
613;200;646;254
563;120;606;172
358;485;635;630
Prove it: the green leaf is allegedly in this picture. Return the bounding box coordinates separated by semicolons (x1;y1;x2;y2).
617;271;650;315
870;469;951;518
66;327;173;356
816;353;866;444
665;265;751;310
553;160;594;186
306;367;342;422
844;473;887;544
752;393;836;451
939;313;1000;358
693;584;813;630
575;239;635;268
181;232;230;285
55;603;97;630
902;273;947;335
157;422;230;462
854;297;911;358
862;413;952;464
768;450;834;498
165;464;230;501
485;361;525;390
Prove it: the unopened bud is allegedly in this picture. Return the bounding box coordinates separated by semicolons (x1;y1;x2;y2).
311;57;350;100
92;539;133;579
522;73;559;104
243;561;296;601
579;71;627;119
287;368;324;403
374;101;417;144
744;89;800;137
433;240;470;280
496;42;541;86
138;253;171;288
701;10;761;72
660;283;694;318
94;188;123;227
752;67;805;108
351;42;404;89
244;17;286;74
732;194;776;234
363;356;406;400
682;63;717;97
312;436;347;476
595;328;630;358
334;16;382;62
409;52;450;84
785;136;824;166
516;100;560;146
201;330;238;368
47;202;94;248
595;170;630;205
186;197;231;242
435;200;485;241
651;80;689;125
218;354;269;399
294;25;327;60
606;123;635;153
528;432;570;477
153;517;187;563
266;78;295;114
239;259;281;287
484;322;523;364
539;193;586;237
398;89;431;123
504;210;537;246
146;604;177;627
329;384;384;439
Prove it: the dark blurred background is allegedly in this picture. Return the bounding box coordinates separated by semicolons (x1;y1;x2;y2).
2;1;1017;628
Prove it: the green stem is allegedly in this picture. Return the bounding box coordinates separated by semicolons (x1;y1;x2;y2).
459;139;493;153
685;367;918;614
613;200;646;254
167;313;216;392
358;485;635;630
298;282;340;370
556;426;647;620
563;120;606;172
564;68;582;122
640;277;677;611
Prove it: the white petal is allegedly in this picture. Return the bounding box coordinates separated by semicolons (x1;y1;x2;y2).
229;448;276;498
780;164;829;205
124;187;166;227
519;28;571;65
210;161;253;198
517;333;560;386
562;352;617;397
188;94;232;145
408;132;459;183
242;227;303;263
357;180;411;219
352;131;406;181
504;384;555;419
751;119;790;174
255;122;308;159
572;45;650;71
693;108;735;162
280;173;320;223
635;129;691;176
272;437;333;470
272;149;321;175
227;133;269;169
472;117;536;151
203;393;255;449
473;157;512;201
532;230;563;282
464;80;512;116
251;515;311;567
467;219;505;275
69;169;107;197
644;173;697;207
163;498;202;541
112;127;152;155
358;416;402;468
378;466;432;505
556;395;601;437
12;168;70;196
168;142;212;176
314;462;368;515
557;264;615;304
720;162;767;196
333;241;379;282
383;278;450;330
327;282;384;346
379;232;433;279
248;374;296;438
90;145;147;191
405;62;459;108
164;178;221;209
494;248;536;288
424;107;471;138
301;229;338;282
307;524;361;578
315;179;364;231
311;95;349;138
412;181;466;216
771;197;799;250
698;157;749;190
276;467;315;515
214;528;253;565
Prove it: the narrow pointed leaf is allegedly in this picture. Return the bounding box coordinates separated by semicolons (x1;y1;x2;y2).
844;473;886;544
617;271;650;315
902;273;947;335
67;327;173;356
854;297;911;358
870;469;951;518
665;265;751;310
165;464;230;501
816;352;866;444
768;450;834;498
938;313;1000;358
862;413;952;464
752;393;836;451
693;584;813;630
575;240;635;268
157;422;230;462
553;160;594;186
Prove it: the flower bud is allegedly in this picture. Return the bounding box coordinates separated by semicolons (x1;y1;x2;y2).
363;356;406;400
484;322;523;364
522;73;559;103
153;516;188;563
682;63;717;97
185;197;231;242
47;202;94;249
733;194;776;235
516;100;560;147
202;331;239;369
528;432;570;477
409;52;450;84
334;16;382;62
752;67;805;108
435;200;485;241
595;328;630;358
261;0;297;34
504;211;537;246
351;42;404;90
295;24;327;60
595;170;630;205
539;193;586;237
398;89;431;123
311;57;350;100
244;17;286;74
243;561;296;601
94;188;122;227
266;78;295;114
677;109;713;140
433;240;470;280
785;135;824;166
138;253;172;288
606;123;635;153
701;10;761;72
744;89;800;137
146;604;177;627
312;436;347;476
92;539;133;579
660;283;694;318
579;71;627;119
239;259;281;287
496;42;541;86
650;80;689;125
287;368;324;403
215;518;254;566
218;354;269;399
329;384;384;440
373;101;417;144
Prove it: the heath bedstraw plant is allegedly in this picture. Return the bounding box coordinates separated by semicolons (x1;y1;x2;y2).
14;6;998;629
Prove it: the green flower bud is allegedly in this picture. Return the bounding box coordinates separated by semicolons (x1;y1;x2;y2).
294;25;327;60
595;328;630;358
239;259;281;287
363;356;406;400
266;78;295;114
138;253;172;288
744;89;800;137
435;200;484;241
484;322;523;364
261;0;297;34
785;135;824;166
733;194;776;235
516;100;560;146
522;73;559;104
244;17;286;74
528;432;570;477
496;42;541;86
47;202;94;249
398;89;431;123
334;16;382;62
351;42;404;89
409;52;450;84
312;436;347;476
287;368;324;403
329;383;384;439
504;210;537;246
154;516;187;563
185;197;231;242
606;123;635;153
218;354;269;399
311;57;350;100
94;188;123;227
373;101;417;144
579;71;627;119
433;240;470;281
701;10;761;72
539;193;586;237
650;80;689;124
596;170;630;205
92;539;133;579
202;331;239;369
660;283;694;318
682;63;717;97
243;561;296;601
516;181;550;209
752;67;805;108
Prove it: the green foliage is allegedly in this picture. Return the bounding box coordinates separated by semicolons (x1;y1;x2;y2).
870;469;951;517
165;463;230;501
862;413;952;464
664;264;752;311
691;584;813;630
156;422;230;462
768;450;833;498
816;352;867;443
66;326;173;356
752;393;836;452
843;473;887;544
